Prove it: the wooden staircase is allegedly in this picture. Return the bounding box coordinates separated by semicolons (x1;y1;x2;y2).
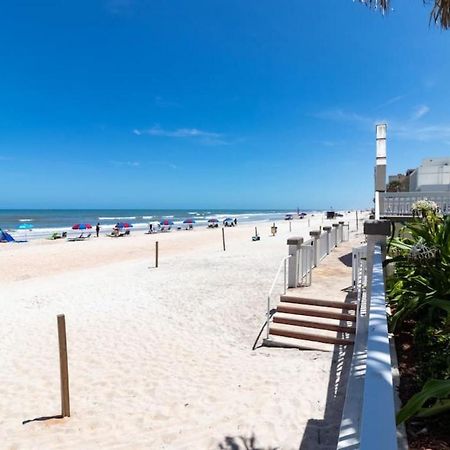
265;295;357;351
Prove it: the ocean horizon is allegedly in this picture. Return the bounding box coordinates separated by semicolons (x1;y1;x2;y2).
0;208;318;233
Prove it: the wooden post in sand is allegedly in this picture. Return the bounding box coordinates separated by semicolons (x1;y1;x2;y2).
356;210;359;231
57;314;70;418
289;221;292;232
222;227;226;251
255;226;258;237
155;241;159;267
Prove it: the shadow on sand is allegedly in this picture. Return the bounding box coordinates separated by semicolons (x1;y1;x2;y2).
298;291;355;449
22;414;63;425
217;434;278;450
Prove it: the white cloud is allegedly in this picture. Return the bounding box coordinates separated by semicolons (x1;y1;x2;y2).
411;105;430;120
110;160;140;167
134;125;222;139
313;109;380;127
394;124;450;142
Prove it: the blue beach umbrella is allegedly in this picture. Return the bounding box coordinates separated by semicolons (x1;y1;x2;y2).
160;219;174;226
183;218;196;224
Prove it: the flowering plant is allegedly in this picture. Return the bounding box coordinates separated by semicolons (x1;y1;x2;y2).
411;199;439;218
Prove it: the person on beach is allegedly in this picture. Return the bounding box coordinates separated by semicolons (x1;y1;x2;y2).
234;218;237;226
149;223;153;233
96;223;100;237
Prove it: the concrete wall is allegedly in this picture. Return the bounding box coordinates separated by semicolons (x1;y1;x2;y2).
410;158;450;192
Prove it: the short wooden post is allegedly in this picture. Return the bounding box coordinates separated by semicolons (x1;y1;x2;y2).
57;314;70;418
289;221;292;232
356;210;359;231
222;228;226;251
155;241;159;267
255;226;258;237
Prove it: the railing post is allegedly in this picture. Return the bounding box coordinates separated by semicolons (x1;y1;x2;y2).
309;230;321;267
364;220;391;301
287;236;303;288
323;226;332;254
338;221;345;243
332;223;339;247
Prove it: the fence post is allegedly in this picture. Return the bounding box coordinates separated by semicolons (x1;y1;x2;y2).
323;226;332;254
287;236;303;288
309;230;321;267
332;223;340;247
338;221;345;243
222;227;226;251
57;314;70;418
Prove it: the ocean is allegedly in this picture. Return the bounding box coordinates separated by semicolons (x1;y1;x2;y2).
0;208;309;239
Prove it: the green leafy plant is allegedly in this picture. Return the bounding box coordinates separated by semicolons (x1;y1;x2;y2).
397;379;450;424
387;214;450;330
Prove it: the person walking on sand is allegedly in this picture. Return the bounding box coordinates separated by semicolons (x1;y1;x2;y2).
96;222;100;238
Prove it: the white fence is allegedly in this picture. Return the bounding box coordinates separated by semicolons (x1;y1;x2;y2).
381;191;450;217
299;239;314;286
338;244;398;450
319;231;328;261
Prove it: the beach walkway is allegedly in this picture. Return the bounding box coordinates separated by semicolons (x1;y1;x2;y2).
266;236;362;351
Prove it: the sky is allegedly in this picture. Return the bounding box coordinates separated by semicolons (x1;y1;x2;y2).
1;0;450;210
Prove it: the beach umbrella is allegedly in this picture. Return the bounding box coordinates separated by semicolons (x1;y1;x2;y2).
160;219;174;226
116;222;133;228
208;218;219;223
72;223;92;230
18;223;33;230
183;218;196;224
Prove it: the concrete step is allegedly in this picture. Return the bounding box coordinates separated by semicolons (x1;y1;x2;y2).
276;303;356;322
280;295;357;310
273;313;356;334
269;323;354;346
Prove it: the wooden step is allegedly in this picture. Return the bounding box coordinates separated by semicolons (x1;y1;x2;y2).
277;303;356;322
280;295;357;310
269;324;354;346
273;314;356;334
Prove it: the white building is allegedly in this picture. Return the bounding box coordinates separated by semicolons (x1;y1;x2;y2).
409;157;450;192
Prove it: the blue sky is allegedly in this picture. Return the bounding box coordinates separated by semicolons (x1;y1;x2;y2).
1;0;450;209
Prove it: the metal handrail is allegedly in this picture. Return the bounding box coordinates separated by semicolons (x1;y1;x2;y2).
265;254;292;339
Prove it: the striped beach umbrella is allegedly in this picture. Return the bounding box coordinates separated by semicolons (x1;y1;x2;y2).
160;219;174;226
116;222;133;228
183;218;196;224
72;223;92;230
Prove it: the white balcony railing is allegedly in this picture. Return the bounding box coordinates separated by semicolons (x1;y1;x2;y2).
381;191;450;217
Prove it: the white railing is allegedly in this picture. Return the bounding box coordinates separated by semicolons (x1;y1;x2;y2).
343;223;350;242
265;255;291;339
299;239;314;286
352;245;367;291
330;228;336;248
381;191;450;217
319;231;328;261
338;244;398;450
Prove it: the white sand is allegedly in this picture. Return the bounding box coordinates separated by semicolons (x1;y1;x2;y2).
0;215;358;449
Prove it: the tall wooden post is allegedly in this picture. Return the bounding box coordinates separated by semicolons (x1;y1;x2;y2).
57;314;70;418
155;241;159;267
356;210;359;231
289;221;292;232
222;228;226;251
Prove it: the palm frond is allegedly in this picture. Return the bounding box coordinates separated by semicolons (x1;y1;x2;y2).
360;0;450;29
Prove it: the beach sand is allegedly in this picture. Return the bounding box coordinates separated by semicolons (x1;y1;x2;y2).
0;215;360;449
